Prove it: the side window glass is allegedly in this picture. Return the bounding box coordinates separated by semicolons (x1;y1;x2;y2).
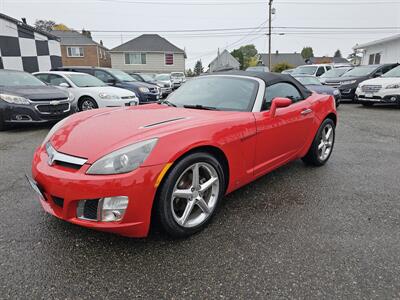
35;74;50;84
264;83;303;111
326;66;332;71
94;70;114;82
316;67;325;76
48;75;69;86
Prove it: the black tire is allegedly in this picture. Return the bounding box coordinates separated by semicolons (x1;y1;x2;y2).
0;113;9;131
78;97;98;111
155;152;225;238
362;102;374;107
302;118;335;167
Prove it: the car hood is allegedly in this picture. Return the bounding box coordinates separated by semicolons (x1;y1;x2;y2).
359;77;400;86
50;104;240;163
80;86;135;96
0;85;69;100
326;76;366;83
305;84;335;95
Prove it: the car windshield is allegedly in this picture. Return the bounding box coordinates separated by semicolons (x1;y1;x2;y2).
140;74;155;81
156;74;171;81
171;73;184;78
320;67;352;78
0;71;45;87
294;76;321;85
382;66;400;77
292;66;318;75
167;76;258;111
66;74;107;87
341;66;377;77
107;69;137;82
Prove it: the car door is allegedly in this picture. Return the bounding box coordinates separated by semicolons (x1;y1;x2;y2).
253;82;314;176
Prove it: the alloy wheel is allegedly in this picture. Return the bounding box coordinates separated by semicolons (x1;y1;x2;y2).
318;123;334;161
171;162;220;228
81;100;96;111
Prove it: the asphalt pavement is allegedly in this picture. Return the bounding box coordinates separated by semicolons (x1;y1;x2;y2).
0;104;399;299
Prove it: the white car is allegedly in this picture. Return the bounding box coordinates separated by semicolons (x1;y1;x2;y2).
170;72;186;89
33;71;139;111
292;64;333;77
356;65;400;107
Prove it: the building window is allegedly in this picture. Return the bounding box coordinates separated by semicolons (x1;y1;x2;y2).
67;47;84;57
368;53;381;65
125;52;146;64
165;53;174;65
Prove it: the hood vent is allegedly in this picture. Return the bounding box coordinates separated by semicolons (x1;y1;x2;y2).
142;117;188;128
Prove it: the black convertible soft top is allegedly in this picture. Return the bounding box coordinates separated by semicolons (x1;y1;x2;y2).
210;70;312;99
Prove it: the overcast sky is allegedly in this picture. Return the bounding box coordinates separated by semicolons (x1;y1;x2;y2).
1;0;399;69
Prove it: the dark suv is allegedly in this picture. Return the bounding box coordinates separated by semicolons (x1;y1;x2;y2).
0;69;73;130
324;64;398;101
52;67;161;104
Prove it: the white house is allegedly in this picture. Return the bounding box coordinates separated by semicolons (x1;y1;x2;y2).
110;34;186;73
209;49;240;72
354;34;400;65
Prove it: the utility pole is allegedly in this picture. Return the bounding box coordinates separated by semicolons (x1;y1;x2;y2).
268;0;273;70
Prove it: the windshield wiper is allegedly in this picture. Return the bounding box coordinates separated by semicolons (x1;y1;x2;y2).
183;104;219;111
159;100;177;107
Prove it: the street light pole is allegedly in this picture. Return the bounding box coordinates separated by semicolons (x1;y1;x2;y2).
268;0;273;70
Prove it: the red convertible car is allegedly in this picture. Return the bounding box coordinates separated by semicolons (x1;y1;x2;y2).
29;72;337;238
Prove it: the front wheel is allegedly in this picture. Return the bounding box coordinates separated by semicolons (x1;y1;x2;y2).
302;119;335;166
78;97;98;111
155;152;225;238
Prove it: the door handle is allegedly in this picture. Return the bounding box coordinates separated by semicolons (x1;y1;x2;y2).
301;108;313;115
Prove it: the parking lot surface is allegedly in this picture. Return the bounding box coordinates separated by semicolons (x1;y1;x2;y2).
1;104;399;299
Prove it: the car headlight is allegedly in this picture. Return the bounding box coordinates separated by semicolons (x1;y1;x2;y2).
333;89;340;95
341;80;357;85
41;116;72;146
138;87;150;93
99;92;119;99
86;138;158;175
0;93;30;105
385;83;400;89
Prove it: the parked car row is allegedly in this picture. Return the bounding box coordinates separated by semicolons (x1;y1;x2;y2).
288;63;400;107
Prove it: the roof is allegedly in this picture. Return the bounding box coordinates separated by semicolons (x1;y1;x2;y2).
0;12;59;40
51;30;108;49
353;34;400;50
260;53;305;68
110;34;186;56
209;70;312;98
209;50;240;72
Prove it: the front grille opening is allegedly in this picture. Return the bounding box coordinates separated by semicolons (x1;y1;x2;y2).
77;199;99;221
37;103;69;114
52;196;64;208
54;160;81;170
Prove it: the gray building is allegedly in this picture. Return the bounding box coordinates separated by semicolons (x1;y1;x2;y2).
110;34;186;73
260;52;305;69
0;13;62;72
209;49;240;72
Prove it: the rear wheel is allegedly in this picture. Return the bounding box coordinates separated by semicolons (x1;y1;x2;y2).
302;119;335;166
78;97;98;111
155;152;225;238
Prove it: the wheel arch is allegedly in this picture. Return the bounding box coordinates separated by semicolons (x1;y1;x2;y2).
325;112;337;126
77;95;97;107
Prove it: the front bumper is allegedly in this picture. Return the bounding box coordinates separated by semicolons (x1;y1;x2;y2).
100;97;139;108
160;87;172;96
31;146;167;238
1;100;73;124
338;85;356;99
356;94;400;103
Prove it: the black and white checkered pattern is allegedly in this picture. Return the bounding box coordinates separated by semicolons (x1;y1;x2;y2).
0;15;62;73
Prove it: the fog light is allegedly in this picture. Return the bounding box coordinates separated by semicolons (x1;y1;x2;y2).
390;96;397;102
99;196;129;222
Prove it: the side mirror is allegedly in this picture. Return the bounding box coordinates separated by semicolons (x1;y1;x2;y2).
59;83;69;88
107;78;117;85
373;72;382;78
270;97;292;117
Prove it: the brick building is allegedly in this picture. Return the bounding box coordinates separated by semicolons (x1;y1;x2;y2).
51;30;111;67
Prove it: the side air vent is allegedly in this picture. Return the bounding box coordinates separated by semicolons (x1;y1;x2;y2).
142;117;187;128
